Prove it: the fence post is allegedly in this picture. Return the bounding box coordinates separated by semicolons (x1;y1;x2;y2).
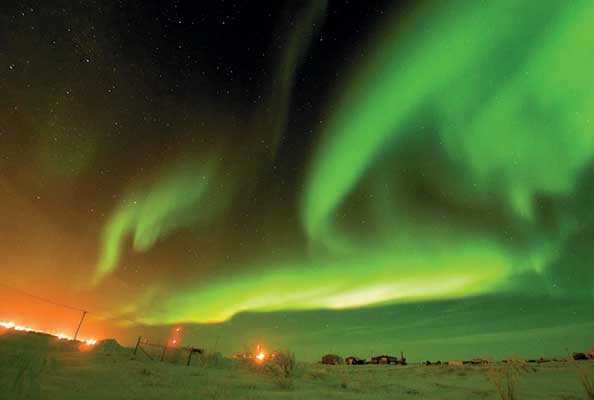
133;336;142;355
160;344;168;362
187;348;194;366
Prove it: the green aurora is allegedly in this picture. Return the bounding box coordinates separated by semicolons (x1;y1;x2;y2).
93;0;594;323
2;0;593;358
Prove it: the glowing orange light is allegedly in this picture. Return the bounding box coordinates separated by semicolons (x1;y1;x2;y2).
254;344;266;363
0;320;97;346
168;325;183;347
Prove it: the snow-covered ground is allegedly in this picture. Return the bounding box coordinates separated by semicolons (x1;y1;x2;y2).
1;331;592;400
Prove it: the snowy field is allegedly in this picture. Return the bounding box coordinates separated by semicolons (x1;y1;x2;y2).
1;331;593;400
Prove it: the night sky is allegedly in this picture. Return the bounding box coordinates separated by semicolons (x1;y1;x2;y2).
1;0;593;360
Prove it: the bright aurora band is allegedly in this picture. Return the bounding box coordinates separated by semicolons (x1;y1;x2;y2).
1;0;593;360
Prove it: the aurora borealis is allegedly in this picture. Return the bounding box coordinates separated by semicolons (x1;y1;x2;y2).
1;0;593;359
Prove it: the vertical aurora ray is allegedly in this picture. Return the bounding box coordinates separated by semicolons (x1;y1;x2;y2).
303;0;594;241
261;0;327;154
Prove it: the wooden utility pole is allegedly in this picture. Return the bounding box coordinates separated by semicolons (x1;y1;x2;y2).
133;336;142;355
73;310;87;341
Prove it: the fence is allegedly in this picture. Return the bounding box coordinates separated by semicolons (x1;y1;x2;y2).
0;282;207;366
133;336;204;366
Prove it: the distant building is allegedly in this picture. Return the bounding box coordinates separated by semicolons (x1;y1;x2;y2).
370;355;401;365
369;352;406;365
321;354;343;365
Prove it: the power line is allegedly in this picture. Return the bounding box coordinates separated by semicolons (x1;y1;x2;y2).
0;280;206;345
0;281;208;349
0;282;86;313
0;281;144;326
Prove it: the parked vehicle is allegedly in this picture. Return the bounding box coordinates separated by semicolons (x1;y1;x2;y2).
345;356;366;365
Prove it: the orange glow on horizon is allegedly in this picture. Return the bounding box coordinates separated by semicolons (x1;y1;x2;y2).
0;320;97;346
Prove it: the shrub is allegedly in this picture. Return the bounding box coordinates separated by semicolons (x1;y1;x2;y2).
268;349;296;390
487;361;530;400
577;367;594;399
271;350;296;378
